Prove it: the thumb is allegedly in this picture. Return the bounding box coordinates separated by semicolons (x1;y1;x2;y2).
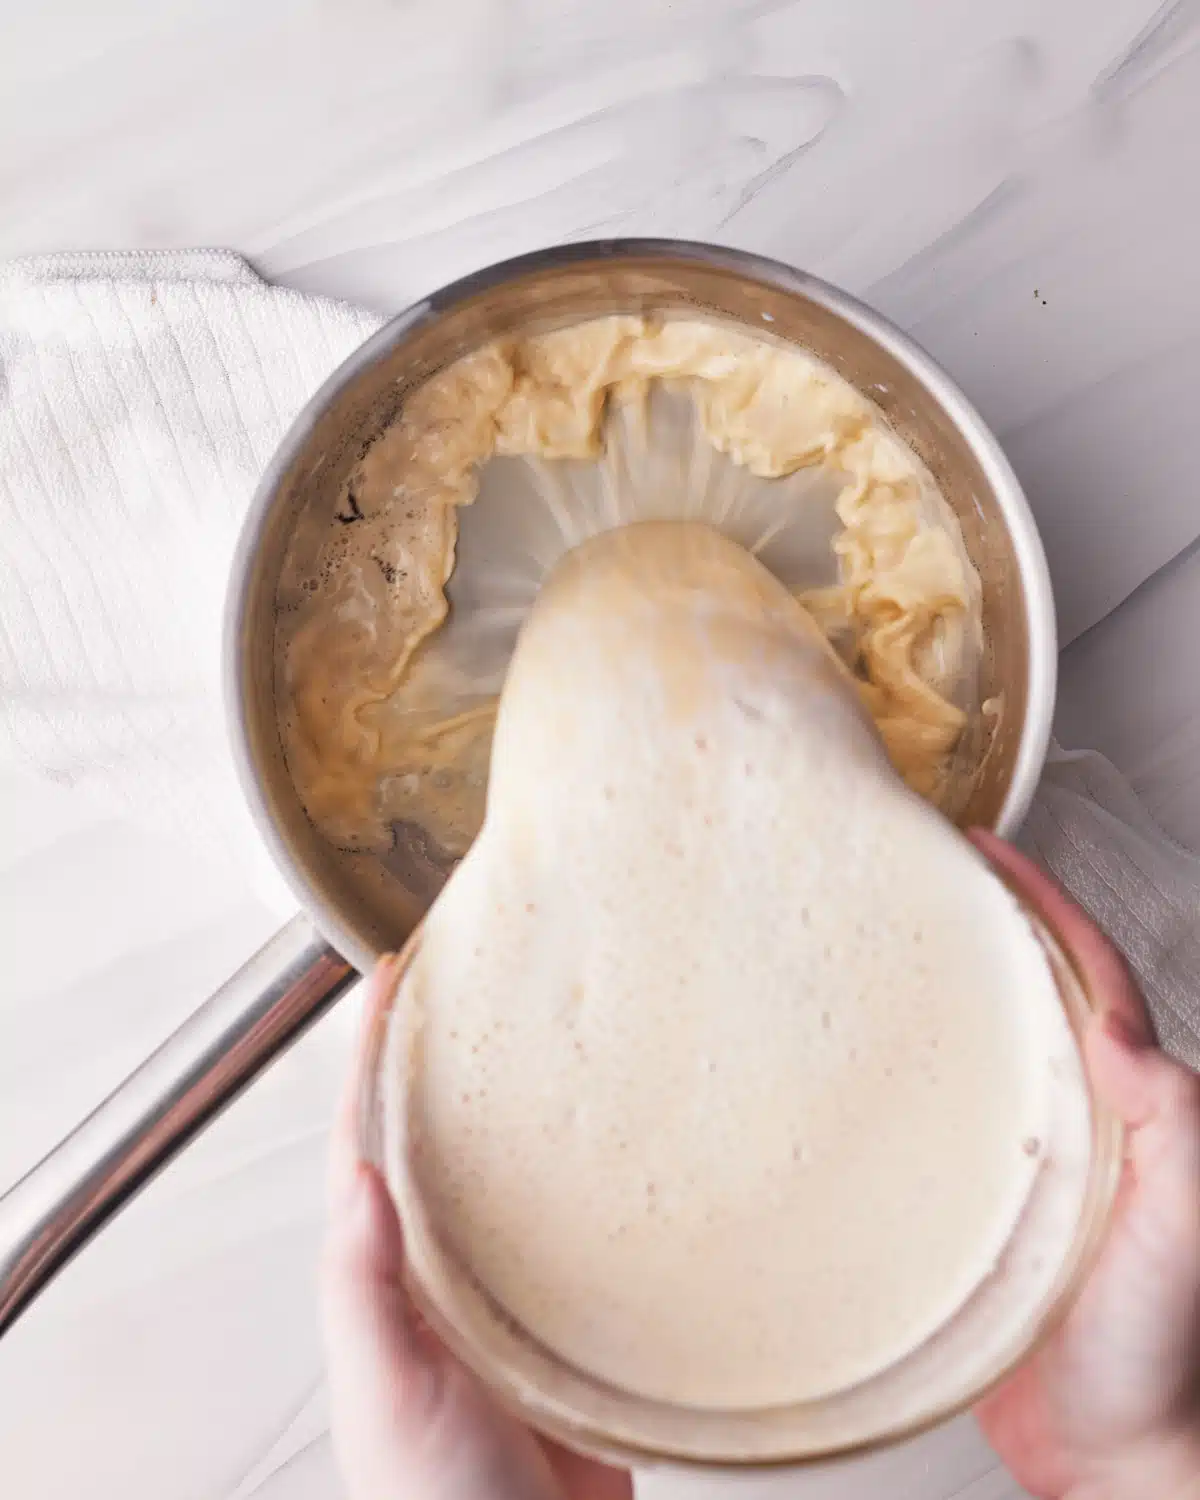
1080;1015;1200;1433
322;1163;444;1498
323;1163;572;1500
1086;1015;1200;1229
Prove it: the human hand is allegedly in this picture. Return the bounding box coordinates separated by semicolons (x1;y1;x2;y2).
970;831;1200;1500
321;954;634;1500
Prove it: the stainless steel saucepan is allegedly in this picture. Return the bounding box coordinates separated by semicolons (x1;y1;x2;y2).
0;240;1056;1334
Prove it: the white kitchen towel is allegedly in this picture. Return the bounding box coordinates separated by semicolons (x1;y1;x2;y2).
1;251;1198;1063
1025;746;1200;1066
0;250;383;911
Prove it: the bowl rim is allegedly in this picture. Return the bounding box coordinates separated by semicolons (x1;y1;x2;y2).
358;885;1122;1471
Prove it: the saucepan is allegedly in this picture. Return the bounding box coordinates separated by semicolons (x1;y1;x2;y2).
0;240;1056;1338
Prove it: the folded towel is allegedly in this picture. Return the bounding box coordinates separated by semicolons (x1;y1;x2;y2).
0;250;382;908
1024;745;1200;1064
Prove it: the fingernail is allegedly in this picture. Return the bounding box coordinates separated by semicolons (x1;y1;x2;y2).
332;1147;368;1222
346;1164;411;1294
379;951;408;997
1102;1010;1143;1052
344;1162;388;1249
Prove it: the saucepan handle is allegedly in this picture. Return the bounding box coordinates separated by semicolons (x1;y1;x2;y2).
0;914;357;1335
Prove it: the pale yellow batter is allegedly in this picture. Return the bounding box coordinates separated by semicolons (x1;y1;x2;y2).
275;316;981;858
382;525;1081;1410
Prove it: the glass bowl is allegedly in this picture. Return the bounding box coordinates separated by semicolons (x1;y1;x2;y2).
357;890;1123;1470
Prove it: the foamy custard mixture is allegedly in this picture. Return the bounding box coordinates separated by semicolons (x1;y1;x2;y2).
275;316;983;860
383;525;1081;1410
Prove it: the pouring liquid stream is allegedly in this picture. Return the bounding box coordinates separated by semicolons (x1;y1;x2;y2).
364;385;970;887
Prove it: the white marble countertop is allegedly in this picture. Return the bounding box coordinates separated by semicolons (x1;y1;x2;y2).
2;2;1199;1497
